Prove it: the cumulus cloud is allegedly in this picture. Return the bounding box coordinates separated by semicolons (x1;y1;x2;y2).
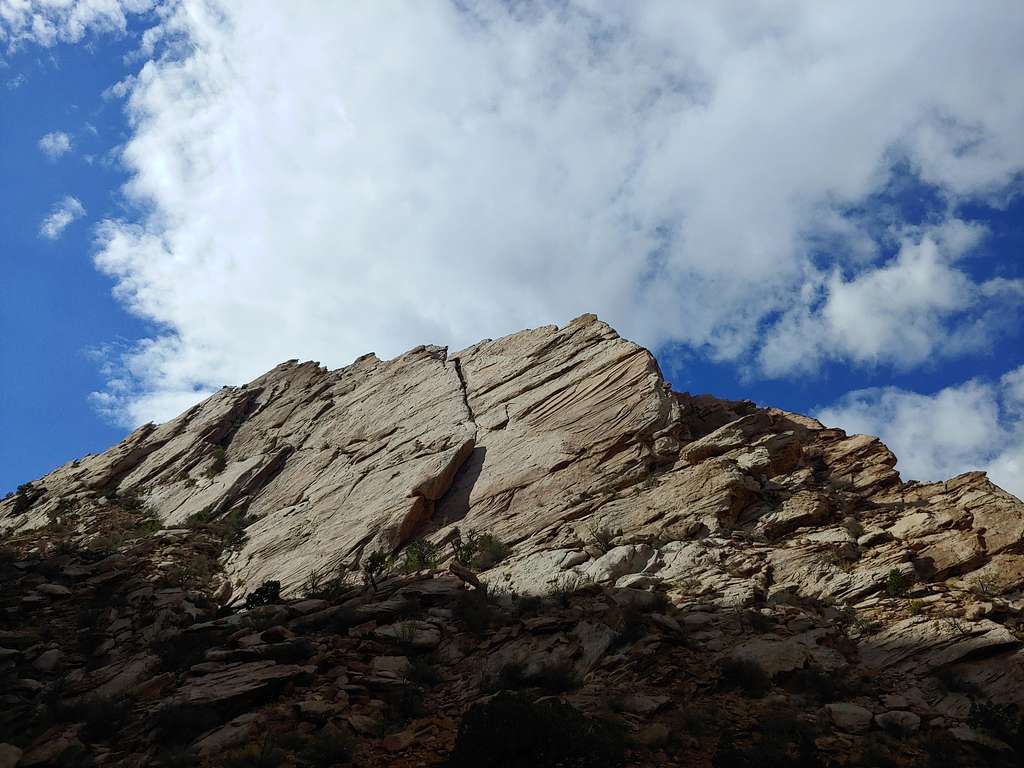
758;220;1023;375
816;368;1024;500
0;0;154;49
39;195;85;239
75;1;1024;425
38;129;71;160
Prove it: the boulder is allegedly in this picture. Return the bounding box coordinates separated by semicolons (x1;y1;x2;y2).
825;703;873;734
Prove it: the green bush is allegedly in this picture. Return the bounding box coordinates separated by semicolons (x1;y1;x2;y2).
297;725;353;767
968;700;1022;747
221;735;287;768
245;580;282;608
68;695;134;742
406;655;441;687
452;529;510;571
718;658;770;698
362;549;389;590
454;589;492;636
884;568;912;598
401;538;441;572
204;446;228;478
156;748;199;768
588;523;618;553
446;692;625;768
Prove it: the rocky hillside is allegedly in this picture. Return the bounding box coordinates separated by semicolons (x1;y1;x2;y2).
2;314;1024;767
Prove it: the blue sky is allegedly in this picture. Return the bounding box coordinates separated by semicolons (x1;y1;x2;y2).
1;2;1022;499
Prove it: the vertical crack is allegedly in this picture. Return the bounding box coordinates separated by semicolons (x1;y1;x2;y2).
450;355;477;427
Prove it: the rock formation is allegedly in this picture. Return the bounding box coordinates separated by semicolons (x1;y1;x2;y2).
1;314;1023;766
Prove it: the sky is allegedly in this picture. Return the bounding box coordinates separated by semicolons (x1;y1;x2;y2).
0;1;1022;500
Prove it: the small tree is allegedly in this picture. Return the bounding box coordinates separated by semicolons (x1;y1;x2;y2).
245;580;281;608
884;568;912;598
362;550;389;591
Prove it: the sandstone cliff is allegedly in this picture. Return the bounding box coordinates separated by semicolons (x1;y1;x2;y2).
2;315;1023;767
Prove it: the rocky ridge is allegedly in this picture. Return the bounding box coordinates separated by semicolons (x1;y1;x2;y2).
2;314;1024;766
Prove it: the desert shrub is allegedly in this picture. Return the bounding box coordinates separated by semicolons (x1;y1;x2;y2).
679;704;716;736
718;658;770;698
512;593;543;618
301;567;325;598
530;659;580;693
156;748;199;768
742;609;774;633
472;533;510;570
406;654;441;687
297;725;353;767
835;603;878;636
77;695;134;742
11;482;38;514
151;631;217;673
884;568;912;598
245;580;282;608
611;603;648;649
452;529;510;571
971;573;1001;598
588;523;618;553
712;720;823;768
362;549;389;590
221;509;254;551
185;506;253;551
788;665;845;702
133;509;161;536
933;668;980;696
401;538;440;572
446;692;625;768
185;505;221;527
158;553;217;589
117;487;145;512
548;572;593;608
921;731;969;768
204;447;228;478
853;742;899;768
454;589;492;636
385;684;424;721
909;599;926;616
153;702;222;746
87;532;126;555
943;616;972;638
968;700;1022;746
483;659;529;692
221;735;287;768
842;516;865;538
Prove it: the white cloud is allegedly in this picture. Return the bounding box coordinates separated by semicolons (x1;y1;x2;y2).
758;221;1023;375
8;2;1021;425
38;129;72;160
816;368;1024;500
0;0;154;50
39;195;85;239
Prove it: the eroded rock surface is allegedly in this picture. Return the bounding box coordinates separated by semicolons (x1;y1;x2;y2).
3;314;1024;766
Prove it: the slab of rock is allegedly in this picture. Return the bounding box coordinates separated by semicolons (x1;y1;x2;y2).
875;710;921;734
382;730;415;752
374;620;441;649
35;583;72;597
729;630;845;676
32;648;62;673
826;702;873;734
171;661;312;708
0;744;22;768
194;712;264;756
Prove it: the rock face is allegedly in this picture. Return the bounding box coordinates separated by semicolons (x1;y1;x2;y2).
3;314;1024;767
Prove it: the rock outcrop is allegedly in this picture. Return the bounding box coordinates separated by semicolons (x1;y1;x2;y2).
2;314;1024;766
